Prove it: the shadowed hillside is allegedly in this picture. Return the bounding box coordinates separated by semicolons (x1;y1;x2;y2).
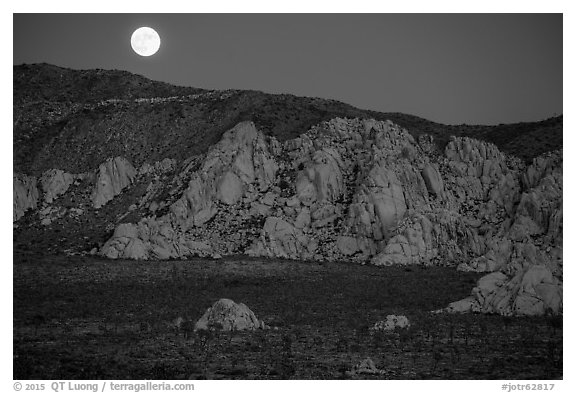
14;64;561;175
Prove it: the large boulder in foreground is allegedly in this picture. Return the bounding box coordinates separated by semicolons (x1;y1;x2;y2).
194;299;267;332
346;358;384;376
92;157;137;208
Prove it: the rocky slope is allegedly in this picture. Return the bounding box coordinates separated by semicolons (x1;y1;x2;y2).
13;64;562;317
14;64;561;176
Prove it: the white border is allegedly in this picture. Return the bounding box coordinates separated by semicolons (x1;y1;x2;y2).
3;2;572;391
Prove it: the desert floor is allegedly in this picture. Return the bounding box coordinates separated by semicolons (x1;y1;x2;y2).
13;255;563;379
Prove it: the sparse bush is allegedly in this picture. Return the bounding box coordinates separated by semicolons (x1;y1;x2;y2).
14;257;563;379
400;145;414;160
278;179;290;191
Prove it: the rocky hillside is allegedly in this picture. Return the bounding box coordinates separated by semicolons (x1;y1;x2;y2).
14;64;561;175
13;64;562;317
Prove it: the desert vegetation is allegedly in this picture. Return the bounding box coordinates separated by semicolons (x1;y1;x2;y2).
13;256;562;380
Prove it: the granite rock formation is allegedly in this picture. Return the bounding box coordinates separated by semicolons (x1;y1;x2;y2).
92;157;137;208
13;173;39;222
194;298;267;331
370;315;411;332
13;115;562;316
40;169;76;204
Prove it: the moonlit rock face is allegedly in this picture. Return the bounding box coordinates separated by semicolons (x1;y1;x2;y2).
131;27;161;57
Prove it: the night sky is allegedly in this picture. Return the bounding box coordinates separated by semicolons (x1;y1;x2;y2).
13;13;562;125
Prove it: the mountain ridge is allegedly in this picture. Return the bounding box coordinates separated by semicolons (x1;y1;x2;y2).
13;63;562;176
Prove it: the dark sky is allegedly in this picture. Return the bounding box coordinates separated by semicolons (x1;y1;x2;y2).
13;13;562;125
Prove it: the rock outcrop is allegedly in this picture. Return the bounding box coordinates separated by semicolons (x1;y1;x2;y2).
421;164;444;197
92;157;137;208
39;205;67;226
94;118;563;316
445;265;562;316
101;218;214;260
372;210;484;266
13;173;39;222
170;121;278;229
295;148;345;205
346;358;384;376
249;118;433;260
101;121;280;260
446;150;563;316
246;217;318;259
138;158;177;176
194;299;267;331
40;169;76;203
348;164;408;242
15;168;86;224
444;136;510;200
370;315;411;332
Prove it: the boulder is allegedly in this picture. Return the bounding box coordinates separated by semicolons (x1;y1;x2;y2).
246;217;316;259
261;192;277;206
194;299;266;331
296;148;345;205
513;265;559;315
367;165;407;230
216;171;243;205
511;169;562;240
489;172;521;214
445;137;505;170
370;315;411;332
372;214;433;266
346;358;383;376
457;237;512;273
101;217;216;260
347;164;408;244
171;175;218;228
39;206;67;226
220;121;279;190
421;164;444;197
372;211;483;266
40;169;75;203
138;158;177;175
294;207;311;229
446;265;562;316
100;222;142;259
444;136;510;200
522;150;562;189
13;173;39;221
113;223;139;238
122;238;149;260
336;236;359;256
92;157;136;208
249;202;272;217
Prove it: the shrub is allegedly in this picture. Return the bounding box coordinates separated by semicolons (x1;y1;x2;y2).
278;179;290;190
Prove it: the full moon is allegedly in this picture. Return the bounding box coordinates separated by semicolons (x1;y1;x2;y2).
130;27;161;57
